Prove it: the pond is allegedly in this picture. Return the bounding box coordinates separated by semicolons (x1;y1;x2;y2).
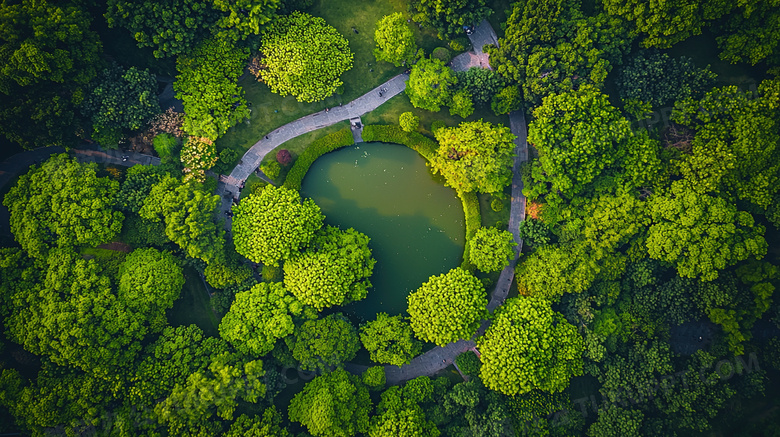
300;142;465;320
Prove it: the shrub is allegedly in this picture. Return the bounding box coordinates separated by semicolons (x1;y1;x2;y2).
491;198;504;212
213;148;239;174
430;120;447;133
260;160;281;180
518;218;552;248
282;128;354;190
153;133;177;159
455;351;481;377
276;149;293;166
450;37;469;52
458;190;481;269
399;112;420;132
361;125;437;161
362;366;386;390
204;261;252;289
432;47;451;63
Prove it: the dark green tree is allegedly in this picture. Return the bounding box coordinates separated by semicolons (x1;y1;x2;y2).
716;0;780;67
3;154;123;260
456;67;504;106
408;0;492;40
290;313;360;372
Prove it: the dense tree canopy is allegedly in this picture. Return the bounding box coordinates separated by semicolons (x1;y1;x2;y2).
369;383;441;437
715;0;780;67
288;368;372;437
360;313;422;366
283;226;375;311
616;50;717;108
525;87;662;203
3;154;123;260
232;185;323;266
259;12;353;102
408;0;492;40
407;267;487;346
431;120;516;193
646;182;768;281
487;0;632;107
175;37;250;140
140;175;226;263
478;297;583;396
81;64;160;146
406;56;457;112
105;0;220;58
469;227;516;272
213;0;281;41
602;0;733;48
290;313;361;372
219;282;303;356
456;67;505;107
374;13;419;67
118;248;184;330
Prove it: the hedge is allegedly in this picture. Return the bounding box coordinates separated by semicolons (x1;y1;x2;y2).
282;128;355;190
458;189;481;269
361;125;437;161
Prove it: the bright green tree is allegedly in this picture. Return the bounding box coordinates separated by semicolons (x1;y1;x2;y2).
525;87;662;203
448;89;474;118
374;13;419;67
478;297;583;396
288;369;372;437
140;175;226;263
105;0;220;58
180;136;219;182
399;111;420;132
490;85;522;115
290;313;360;372
81;64;160;146
368;385;441;437
360;313;422;366
469;227;516;272
603;0;733;48
213;0;281;41
3;154;123;260
118;248;184;330
646;182;768;281
175;37;250;140
407;267;487;346
232;185;324;266
283;226;375;311
408;0;492;40
587;405;644;437
406;56;457;112
259;12;353;102
219;282;303;356
432;120;516;193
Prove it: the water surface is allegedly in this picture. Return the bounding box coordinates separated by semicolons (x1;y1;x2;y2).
300;142;465;319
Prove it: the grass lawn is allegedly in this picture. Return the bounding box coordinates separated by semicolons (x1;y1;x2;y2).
167;266;220;337
215;0;451;162
478;190;511;228
362;93;510;136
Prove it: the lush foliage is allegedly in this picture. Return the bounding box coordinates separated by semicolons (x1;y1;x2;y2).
259;12;354;102
232;185;323;265
3;154;123;260
469;227;516;272
432;120;516;193
406;56;457;112
219;282;303;355
374;13;419;67
288;369;372;437
284;226;375;311
456;67;505;106
408;0;492;40
399;111;420;132
716;0;780;66
360;313;422;366
81;64;160;146
361;124;438;161
180;136;219;182
290;313;361;372
616;50;717;108
407;267;487;346
478;297;583;395
175;37;250;140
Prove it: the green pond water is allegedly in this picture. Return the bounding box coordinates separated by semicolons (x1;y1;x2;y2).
300;142;465;319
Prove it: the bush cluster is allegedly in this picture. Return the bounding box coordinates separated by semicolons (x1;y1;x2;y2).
282;128;355;190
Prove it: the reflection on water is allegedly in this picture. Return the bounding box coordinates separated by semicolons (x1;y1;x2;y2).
301;142;465;319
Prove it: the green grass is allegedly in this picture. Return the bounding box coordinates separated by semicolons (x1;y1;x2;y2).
215;0;448;160
362;93;510;136
167;267;220;337
477;191;511;228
